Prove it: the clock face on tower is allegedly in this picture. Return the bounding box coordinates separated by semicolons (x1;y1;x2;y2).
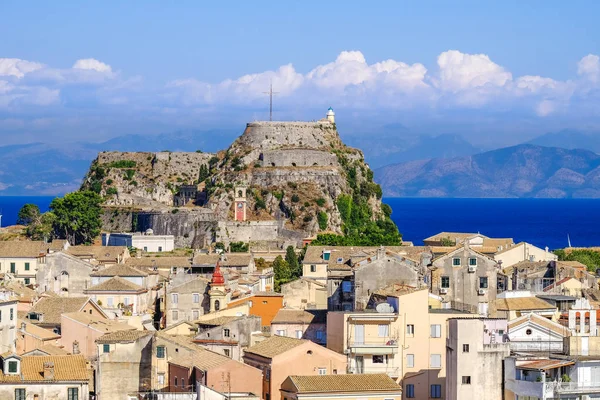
237;203;243;209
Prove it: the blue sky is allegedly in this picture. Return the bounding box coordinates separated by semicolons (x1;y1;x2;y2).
1;1;600;147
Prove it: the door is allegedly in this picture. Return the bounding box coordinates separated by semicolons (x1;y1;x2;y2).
355;356;364;374
355;324;365;345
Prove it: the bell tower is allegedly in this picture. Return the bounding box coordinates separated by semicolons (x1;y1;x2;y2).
234;186;247;222
209;264;227;312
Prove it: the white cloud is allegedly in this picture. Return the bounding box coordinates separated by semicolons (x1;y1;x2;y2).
435;50;512;92
577;54;600;83
535;99;558;117
0;58;44;78
73;58;112;73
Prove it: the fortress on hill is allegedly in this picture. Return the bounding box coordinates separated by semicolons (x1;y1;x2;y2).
82;108;391;249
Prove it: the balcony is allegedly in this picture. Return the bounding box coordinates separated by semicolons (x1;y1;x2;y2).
506;379;554;399
347;339;398;355
549;381;600;395
347;366;400;377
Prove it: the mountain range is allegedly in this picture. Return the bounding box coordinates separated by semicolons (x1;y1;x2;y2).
375;144;600;198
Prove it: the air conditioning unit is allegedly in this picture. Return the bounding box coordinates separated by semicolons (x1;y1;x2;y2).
478;289;486;295
439;288;448;295
468;266;476;273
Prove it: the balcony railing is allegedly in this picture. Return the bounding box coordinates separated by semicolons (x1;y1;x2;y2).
548;381;600;394
348;366;400;377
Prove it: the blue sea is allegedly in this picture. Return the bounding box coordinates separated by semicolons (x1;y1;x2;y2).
0;196;599;250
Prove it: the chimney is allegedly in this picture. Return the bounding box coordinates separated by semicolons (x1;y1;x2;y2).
73;340;80;355
43;361;55;380
20;322;26;332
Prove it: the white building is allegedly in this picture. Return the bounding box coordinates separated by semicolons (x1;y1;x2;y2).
102;231;174;253
0;291;18;354
507;312;567;352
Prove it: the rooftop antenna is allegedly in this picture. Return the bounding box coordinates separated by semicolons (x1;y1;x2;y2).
263;81;279;121
0;208;3;229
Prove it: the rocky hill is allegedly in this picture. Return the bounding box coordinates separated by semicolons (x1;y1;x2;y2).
81;115;393;246
375;144;600;198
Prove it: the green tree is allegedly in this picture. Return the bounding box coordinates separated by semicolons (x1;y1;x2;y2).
255;257;267;270
555;249;600;272
198;164;210;182
273;255;291;292
50;191;103;245
285;246;301;278
17;204;41;226
230;241;249;253
317;211;328;230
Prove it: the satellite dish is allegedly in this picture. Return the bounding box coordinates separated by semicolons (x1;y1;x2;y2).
376;303;395;313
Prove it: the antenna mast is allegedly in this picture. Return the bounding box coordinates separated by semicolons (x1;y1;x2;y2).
263;82;279;121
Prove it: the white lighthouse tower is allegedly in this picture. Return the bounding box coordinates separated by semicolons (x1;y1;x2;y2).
326;107;335;124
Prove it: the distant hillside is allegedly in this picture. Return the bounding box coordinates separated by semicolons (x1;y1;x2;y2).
528;129;600;153
346;132;480;169
375;144;600;198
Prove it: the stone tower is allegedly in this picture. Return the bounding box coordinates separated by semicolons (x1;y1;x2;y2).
326;107;335;124
209;264;227;312
234;186;247;222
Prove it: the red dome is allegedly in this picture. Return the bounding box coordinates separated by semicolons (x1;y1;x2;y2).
211;264;225;285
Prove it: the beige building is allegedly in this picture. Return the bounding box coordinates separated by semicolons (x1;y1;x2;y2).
271;309;327;345
36;251;95;297
26;296;106;334
243;335;347;400
166;275;210;326
446;318;510;400
66;245;129;267
0;354;89;399
16;319;61;355
96;330;154;399
85;276;150;317
281;277;327;310
280;374;403;400
491;291;557;320
494;242;556;268
0;240;68;284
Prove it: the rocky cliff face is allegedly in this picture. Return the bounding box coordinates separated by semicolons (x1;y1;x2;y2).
83;117;390;243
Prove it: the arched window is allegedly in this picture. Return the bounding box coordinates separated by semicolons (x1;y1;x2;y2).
214;300;220;311
61;271;69;276
238;190;243;197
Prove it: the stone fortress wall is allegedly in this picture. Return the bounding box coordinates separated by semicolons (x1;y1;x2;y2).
261;149;338;168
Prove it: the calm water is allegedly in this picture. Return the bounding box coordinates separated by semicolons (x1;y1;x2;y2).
1;196;598;250
386;198;600;250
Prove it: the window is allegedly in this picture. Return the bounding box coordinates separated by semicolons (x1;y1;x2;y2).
103;344;110;353
469;258;477;266
373;355;384;364
107;297;114;307
310;265;316;272
479;277;488;289
181;378;185;388
407;354;415;368
174;377;178;387
143;246;148;252
192;310;199;320
172;310;178;321
526;328;532;335
8;361;18;373
441;276;450;288
192;293;200;303
156;346;165;359
172;294;178;304
24;278;30;285
296;330;303;339
462;376;471;384
67;387;79;400
123;297;129;306
405;384;415;398
430;354;441;368
15;389;26;400
224;328;230;337
10;263;15;274
463;344;470;352
158;246;163;252
318;368;327;375
215;300;221;310
158;373;165;385
10;308;13;321
406;324;415;335
315;330;324;341
322;251;331;261
430;384;442;398
378;324;389;337
452;258;461;266
430;324;441;338
224;349;230;357
341;281;352;293
24;262;30;271
277;330;286;336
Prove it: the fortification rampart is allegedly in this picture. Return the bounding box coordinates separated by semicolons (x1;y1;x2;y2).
261;149;338;168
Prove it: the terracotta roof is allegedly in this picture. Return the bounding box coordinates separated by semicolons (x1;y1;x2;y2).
169;347;231;370
18;319;60;340
244;335;306;358
155;331;198;350
557;260;588;269
286;374;402;393
163;321;196;335
126;256;192;268
169;276;210;293
543;277;578;292
28;297;91;325
96;330;152;344
518;359;575;371
191;254;220;265
303;245;431;269
90;264;148;277
494;297;556;311
86;276;144;292
67;245;128;261
22;344;70;356
508;313;567;336
424;232;485;242
4;281;37;302
62;312;136;333
374;284;422;297
197;316;240;326
0;241;56;258
0;354;88;382
272;309;327;325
